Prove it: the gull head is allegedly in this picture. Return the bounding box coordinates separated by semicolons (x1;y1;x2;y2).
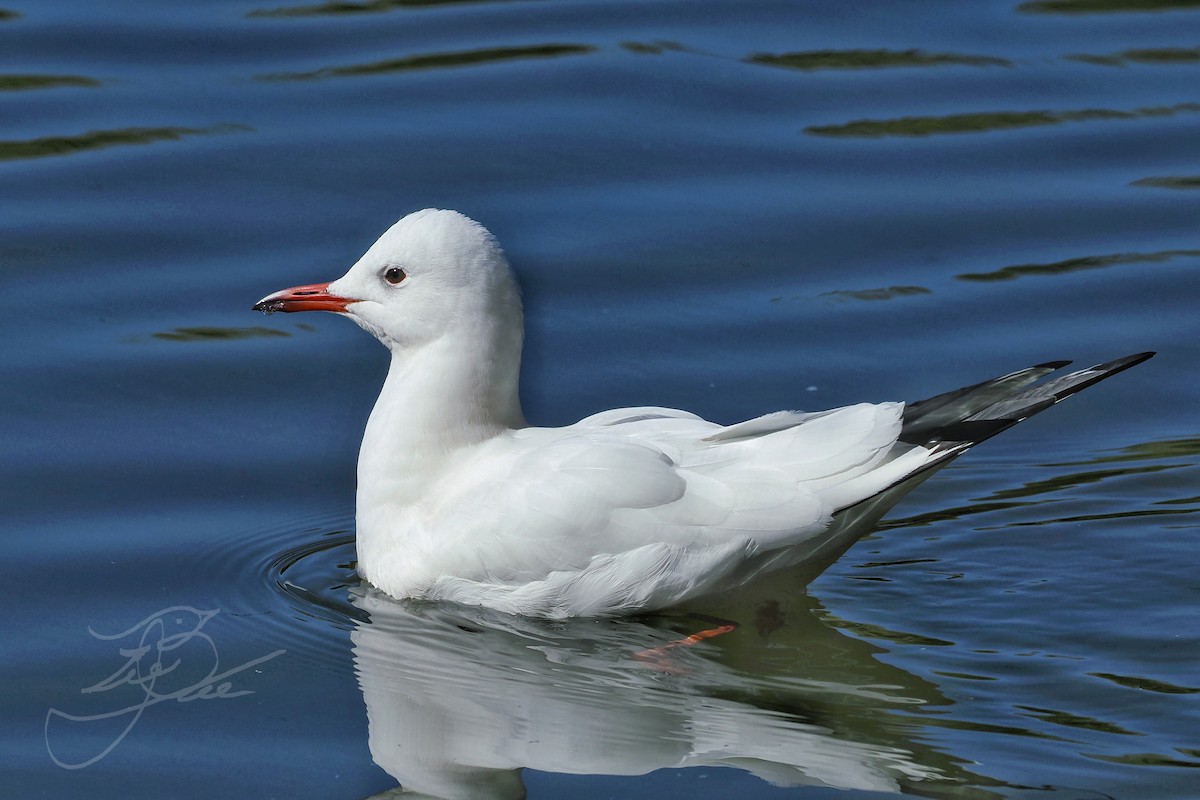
253;209;522;353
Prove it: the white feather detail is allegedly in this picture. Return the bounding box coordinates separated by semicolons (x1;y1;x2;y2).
354;401;919;614
428;538;755;618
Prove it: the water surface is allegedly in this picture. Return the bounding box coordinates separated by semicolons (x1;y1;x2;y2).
2;0;1198;797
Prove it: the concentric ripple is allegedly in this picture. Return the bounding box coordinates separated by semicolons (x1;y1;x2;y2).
269;526;365;627
206;507;364;669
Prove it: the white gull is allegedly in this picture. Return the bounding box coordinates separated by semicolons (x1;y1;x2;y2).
254;208;1152;618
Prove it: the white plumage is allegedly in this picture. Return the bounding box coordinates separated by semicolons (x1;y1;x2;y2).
254;209;1152;618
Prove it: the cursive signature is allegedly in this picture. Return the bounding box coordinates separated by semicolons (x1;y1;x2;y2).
45;606;285;769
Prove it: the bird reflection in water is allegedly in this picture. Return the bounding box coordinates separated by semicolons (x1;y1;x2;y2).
345;586;1009;800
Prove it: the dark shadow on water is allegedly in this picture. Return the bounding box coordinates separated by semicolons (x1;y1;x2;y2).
768;285;932;304
1094;671;1195;690
805;102;1200;138
821;286;933;302
1018;0;1200;14
985;465;1180;501
878;500;1043;531
150;326;292;343
1088;672;1200;695
1084;751;1200;768
620;40;695;56
747;49;1011;71
247;0;517;18
1132;176;1200;190
815;610;954;648
0;74;99;92
1050;436;1200;466
260;44;594;81
955;249;1200;282
1017;705;1141;736
0;124;250;162
1068;46;1200;66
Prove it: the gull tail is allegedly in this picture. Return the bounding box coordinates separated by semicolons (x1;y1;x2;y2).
872;351;1157;502
852;351;1157;510
899;351;1155;450
690;352;1156;605
799;352;1154;582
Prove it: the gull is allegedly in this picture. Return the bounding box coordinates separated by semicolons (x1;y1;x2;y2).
254;209;1153;618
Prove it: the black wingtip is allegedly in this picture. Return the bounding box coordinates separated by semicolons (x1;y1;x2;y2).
903;351;1155;449
1045;351;1157;403
1096;351;1156;378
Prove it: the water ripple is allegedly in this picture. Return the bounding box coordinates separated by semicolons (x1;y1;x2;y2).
1085;751;1200;768
260;43;594;81
1017;705;1143;736
247;0;515;18
1133;175;1200;190
0;74;99;92
1088;672;1200;694
1069;46;1200;66
1018;0;1200;14
956;249;1200;282
1049;436;1200;466
150;326;292;343
806;102;1200;138
820;285;933;302
209;509;361;668
747;48;1012;71
0;124;250;163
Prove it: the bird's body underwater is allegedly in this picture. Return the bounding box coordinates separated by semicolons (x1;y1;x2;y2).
255;209;1153;618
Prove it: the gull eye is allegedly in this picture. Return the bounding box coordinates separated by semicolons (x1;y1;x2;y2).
383;266;407;285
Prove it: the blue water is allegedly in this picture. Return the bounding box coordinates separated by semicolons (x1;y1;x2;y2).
3;0;1198;797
